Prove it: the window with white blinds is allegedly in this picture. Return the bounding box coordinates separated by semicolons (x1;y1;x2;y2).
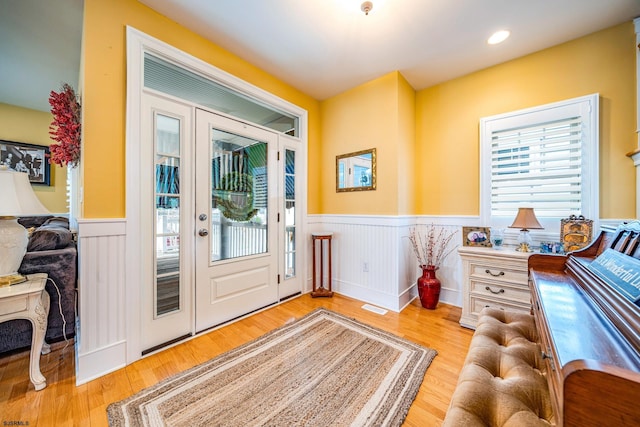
480;94;599;230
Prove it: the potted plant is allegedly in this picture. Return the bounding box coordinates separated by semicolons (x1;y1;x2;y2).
408;225;458;309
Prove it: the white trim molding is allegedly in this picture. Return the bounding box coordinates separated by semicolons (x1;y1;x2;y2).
75;218;127;385
124;27;308;367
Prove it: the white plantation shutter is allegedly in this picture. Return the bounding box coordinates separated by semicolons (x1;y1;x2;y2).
490;117;583;217
481;94;598;230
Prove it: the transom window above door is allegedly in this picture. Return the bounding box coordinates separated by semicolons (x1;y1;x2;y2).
144;53;299;136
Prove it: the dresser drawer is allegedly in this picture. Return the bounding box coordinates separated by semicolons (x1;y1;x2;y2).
458;246;533;329
470;296;530;318
0;296;27;316
470;263;528;285
470;279;531;304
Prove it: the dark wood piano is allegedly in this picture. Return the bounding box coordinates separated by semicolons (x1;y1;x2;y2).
528;222;640;427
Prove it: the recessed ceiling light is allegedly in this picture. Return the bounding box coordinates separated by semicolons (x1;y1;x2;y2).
488;30;510;45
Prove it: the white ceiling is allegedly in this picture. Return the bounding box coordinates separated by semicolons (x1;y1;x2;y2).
139;0;640;100
1;0;639;113
0;0;83;112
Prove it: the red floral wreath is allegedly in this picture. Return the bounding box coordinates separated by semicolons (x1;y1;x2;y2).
49;83;81;167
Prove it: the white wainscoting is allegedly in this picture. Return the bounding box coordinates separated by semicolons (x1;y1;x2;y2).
75;218;127;385
306;215;629;313
307;215;472;311
73;215;627;384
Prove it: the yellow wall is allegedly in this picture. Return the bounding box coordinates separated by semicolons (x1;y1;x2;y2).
82;1;636;220
415;22;637;219
320;71;415;215
0;103;68;213
82;0;321;217
397;74;416;215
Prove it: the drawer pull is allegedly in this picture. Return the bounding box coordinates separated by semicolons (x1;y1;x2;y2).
485;269;505;277
485;286;505;295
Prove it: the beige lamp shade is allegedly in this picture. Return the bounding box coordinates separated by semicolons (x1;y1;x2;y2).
509;208;543;230
0;166;50;279
0;166;50;216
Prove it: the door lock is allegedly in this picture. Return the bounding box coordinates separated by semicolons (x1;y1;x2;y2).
199;214;207;221
198;228;209;237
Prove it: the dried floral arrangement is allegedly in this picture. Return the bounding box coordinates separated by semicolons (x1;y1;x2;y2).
49;83;81;167
408;225;459;268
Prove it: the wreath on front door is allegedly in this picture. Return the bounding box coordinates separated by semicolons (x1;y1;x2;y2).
213;172;258;222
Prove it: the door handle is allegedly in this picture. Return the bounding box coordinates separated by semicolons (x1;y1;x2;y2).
198;229;209;237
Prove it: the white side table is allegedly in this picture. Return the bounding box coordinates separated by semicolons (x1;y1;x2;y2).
0;273;50;390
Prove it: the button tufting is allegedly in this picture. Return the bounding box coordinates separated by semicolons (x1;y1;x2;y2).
443;308;554;427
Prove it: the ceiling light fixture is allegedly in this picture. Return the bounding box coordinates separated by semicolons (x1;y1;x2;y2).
488;30;510;45
361;1;373;15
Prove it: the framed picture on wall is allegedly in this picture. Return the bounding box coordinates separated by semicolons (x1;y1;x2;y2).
0;140;50;186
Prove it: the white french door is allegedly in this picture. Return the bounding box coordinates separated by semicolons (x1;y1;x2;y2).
141;94;194;353
140;95;303;352
194;109;279;332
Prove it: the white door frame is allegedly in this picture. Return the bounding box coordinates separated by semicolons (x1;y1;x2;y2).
125;27;308;364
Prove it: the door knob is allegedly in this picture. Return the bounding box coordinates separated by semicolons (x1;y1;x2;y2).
198;229;209;237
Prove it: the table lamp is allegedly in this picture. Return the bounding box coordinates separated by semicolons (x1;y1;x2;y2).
0;165;50;286
509;207;543;252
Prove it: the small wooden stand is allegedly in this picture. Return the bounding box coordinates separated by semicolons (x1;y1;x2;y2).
311;232;334;297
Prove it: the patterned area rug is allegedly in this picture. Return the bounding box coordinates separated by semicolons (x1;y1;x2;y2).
107;308;437;427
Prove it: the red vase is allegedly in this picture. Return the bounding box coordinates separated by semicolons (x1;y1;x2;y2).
417;265;441;309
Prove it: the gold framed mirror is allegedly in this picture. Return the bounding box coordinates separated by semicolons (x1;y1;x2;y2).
336;148;376;192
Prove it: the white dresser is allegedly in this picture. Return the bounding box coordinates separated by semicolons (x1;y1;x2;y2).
458;246;533;329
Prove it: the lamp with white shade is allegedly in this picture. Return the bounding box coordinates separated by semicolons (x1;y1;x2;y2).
0;165;50;286
509;207;543;252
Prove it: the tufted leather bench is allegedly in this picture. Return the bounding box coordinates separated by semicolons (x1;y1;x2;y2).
443;307;555;426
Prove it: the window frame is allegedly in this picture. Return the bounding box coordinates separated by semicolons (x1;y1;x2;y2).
479;94;599;233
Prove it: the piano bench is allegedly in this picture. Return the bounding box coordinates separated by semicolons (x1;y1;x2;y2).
443;307;556;427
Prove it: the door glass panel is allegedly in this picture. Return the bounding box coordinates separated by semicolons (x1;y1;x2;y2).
209;128;268;262
155;114;181;317
285;149;296;278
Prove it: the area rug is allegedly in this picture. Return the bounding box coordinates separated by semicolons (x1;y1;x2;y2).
107;308;437;427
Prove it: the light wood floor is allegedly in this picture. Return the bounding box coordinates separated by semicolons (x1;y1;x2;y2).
0;294;473;426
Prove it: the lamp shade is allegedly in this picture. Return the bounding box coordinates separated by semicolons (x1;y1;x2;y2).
0;166;51;279
509;207;543;230
0;166;50;216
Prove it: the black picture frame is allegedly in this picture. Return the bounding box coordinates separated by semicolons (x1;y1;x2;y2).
0;140;50;186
